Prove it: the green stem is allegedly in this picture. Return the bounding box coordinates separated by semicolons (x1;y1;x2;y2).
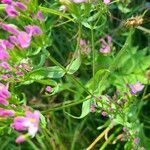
91;28;95;93
42;97;90;114
99;128;121;150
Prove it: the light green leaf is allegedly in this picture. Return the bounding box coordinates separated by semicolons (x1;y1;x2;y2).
65;98;91;119
66;56;81;74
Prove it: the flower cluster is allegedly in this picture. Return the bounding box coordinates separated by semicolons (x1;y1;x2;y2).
99;35;112;54
0;0;43;143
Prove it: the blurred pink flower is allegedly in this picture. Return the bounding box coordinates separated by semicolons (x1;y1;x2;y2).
37;11;44;20
0;23;19;35
17;31;31;48
0;83;10;106
99;35;112;54
15;2;27;10
80;38;86;46
45;86;52;92
5;5;19;17
0;61;10;70
25;25;42;36
103;0;110;4
128;81;144;94
9;35;19;45
0;108;15;116
1;0;12;4
0;46;9;60
12;110;40;137
15;135;26;143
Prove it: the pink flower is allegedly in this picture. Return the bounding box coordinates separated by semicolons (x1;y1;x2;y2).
37;11;44;20
25;25;42;36
99;35;112;54
0;23;19;35
0;61;10;70
0;46;9;60
0;108;15;116
17;32;31;48
45;86;52;92
0;39;14;49
80;38;86;46
5;5;19;17
1;0;12;4
16;135;26;143
0;83;10;106
103;0;110;4
15;2;27;10
128;81;144;94
12;110;40;137
101;111;107;117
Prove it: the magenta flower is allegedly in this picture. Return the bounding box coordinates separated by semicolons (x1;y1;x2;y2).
17;31;31;48
37;11;44;20
0;46;9;60
15;135;26;143
0;39;14;50
15;2;27;10
45;86;52;92
25;25;42;36
0;83;10;106
0;108;15;116
99;35;112;54
9;35;19;45
128;81;144;94
12;110;40;137
1;0;12;4
0;61;10;70
103;0;110;4
5;5;19;17
0;23;19;35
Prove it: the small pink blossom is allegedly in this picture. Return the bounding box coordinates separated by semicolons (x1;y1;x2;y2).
17;31;31;48
128;81;144;94
25;25;42;36
101;111;107;117
1;0;12;4
80;38;86;46
9;35;19;45
0;46;9;60
5;5;19;17
0;23;19;35
134;137;140;144
0;83;10;106
0;61;10;70
103;0;110;4
15;135;26;143
0;108;15;116
12;110;40;137
37;11;44;20
45;86;52;92
15;2;27;10
99;35;112;54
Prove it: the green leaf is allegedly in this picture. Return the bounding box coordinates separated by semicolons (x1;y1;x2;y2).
40;114;47;128
37;79;57;86
66;56;81;74
28;66;65;80
65;98;91;119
